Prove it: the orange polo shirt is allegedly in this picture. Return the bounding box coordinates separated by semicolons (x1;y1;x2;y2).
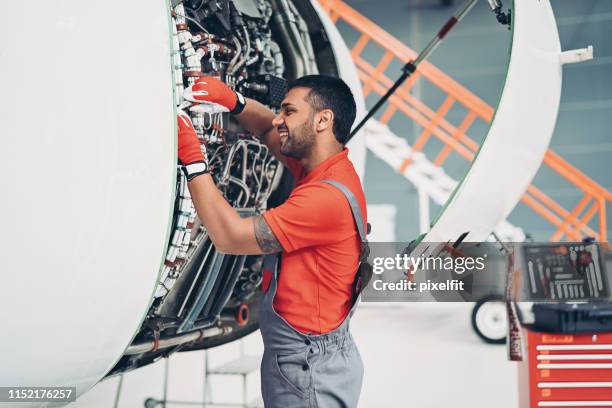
262;148;367;334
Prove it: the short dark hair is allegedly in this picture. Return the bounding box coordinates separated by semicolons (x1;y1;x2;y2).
287;75;356;144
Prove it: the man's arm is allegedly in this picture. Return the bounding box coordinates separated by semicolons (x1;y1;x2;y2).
234;98;288;166
187;174;282;255
178;110;282;255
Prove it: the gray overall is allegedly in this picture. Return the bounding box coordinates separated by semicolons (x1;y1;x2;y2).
259;180;366;408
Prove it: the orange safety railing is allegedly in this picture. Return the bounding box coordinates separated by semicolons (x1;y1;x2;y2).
319;0;611;242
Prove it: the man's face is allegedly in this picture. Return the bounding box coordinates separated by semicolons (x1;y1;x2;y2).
272;87;316;159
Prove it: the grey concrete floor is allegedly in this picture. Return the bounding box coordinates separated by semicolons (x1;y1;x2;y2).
73;304;517;407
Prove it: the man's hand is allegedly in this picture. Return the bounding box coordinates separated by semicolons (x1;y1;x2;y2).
183;77;288;166
177;106;282;255
180;111;281;254
183;76;246;115
177;110;209;181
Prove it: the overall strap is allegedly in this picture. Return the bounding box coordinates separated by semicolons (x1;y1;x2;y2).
320;180;366;243
263;253;279;278
321;179;371;311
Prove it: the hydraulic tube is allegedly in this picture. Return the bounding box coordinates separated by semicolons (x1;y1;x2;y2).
348;0;479;141
124;326;230;355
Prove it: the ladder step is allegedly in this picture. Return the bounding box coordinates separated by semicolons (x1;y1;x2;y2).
208;355;261;375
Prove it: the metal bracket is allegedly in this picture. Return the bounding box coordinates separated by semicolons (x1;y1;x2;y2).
560;45;594;65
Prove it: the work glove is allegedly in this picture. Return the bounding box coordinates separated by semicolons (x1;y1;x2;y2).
177;110;209;181
183;76;246;115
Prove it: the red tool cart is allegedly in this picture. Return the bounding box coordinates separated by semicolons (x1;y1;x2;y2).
510;242;612;407
519;326;612;407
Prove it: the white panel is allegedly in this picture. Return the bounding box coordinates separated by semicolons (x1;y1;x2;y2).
425;0;562;242
537;345;612;351
311;0;368;181
0;0;175;404
366;204;397;241
538;363;612;369
538;402;612;407
537;354;612;360
538;382;612;388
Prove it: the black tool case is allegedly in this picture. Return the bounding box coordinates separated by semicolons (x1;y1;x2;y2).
532;303;612;333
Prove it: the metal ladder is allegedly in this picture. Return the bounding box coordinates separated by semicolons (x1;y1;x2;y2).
143;339;263;408
363;119;525;241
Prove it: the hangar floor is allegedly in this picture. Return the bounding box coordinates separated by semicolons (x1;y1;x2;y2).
75;303;517;407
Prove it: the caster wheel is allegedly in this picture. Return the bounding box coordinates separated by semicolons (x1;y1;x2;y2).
471;295;507;344
144;398;160;408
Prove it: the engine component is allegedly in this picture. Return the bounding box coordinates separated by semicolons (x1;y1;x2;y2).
221;303;251;326
487;0;511;28
269;0;318;78
183;0;232;33
241;74;287;108
155;0;288;308
109;0;334;377
124;326;231;355
128;0;288;350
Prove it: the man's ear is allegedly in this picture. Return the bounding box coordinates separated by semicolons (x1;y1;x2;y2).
315;109;334;132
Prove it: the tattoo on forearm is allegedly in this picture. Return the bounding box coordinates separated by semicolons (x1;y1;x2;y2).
254;215;282;254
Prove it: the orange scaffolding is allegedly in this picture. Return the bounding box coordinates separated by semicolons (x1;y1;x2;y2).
319;0;611;241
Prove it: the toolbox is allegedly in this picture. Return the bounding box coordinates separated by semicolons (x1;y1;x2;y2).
532;303;612;333
516;242;612;408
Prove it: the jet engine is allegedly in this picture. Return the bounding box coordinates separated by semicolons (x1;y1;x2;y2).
109;0;348;375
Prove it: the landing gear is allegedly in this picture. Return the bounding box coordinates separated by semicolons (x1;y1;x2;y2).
471;295;507;344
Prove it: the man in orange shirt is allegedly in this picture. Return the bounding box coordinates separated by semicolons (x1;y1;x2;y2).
177;75;367;407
